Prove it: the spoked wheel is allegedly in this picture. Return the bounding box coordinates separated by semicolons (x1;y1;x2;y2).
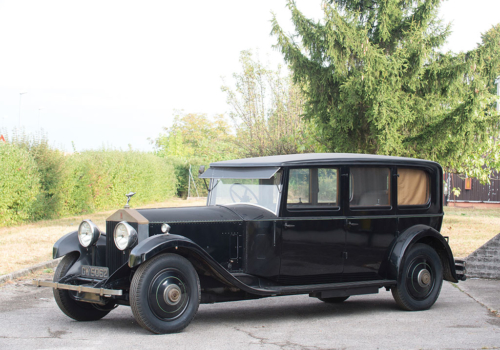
53;253;114;321
392;243;443;311
318;296;349;304
130;253;200;334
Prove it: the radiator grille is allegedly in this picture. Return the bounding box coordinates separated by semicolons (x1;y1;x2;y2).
106;221;129;274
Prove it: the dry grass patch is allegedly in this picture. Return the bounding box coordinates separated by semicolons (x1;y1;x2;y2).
0;198;206;275
442;207;500;258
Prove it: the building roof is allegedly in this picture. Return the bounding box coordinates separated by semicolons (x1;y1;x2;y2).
210;153;439;168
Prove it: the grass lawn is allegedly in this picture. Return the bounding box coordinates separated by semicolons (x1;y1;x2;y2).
0;201;497;275
442;207;500;258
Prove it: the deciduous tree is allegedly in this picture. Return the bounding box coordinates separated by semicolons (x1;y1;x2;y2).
222;51;318;157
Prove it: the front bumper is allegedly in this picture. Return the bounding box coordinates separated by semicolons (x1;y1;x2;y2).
33;280;123;296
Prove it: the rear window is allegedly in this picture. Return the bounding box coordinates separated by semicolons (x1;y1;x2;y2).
349;167;391;207
397;168;430;206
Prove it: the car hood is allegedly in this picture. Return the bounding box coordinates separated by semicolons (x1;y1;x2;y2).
136;204;277;224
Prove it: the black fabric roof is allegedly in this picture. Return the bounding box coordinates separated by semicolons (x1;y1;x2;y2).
209;153;438;168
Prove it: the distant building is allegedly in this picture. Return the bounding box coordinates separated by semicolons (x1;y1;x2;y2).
445;172;500;208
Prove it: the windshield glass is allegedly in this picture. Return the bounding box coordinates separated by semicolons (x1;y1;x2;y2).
208;171;282;214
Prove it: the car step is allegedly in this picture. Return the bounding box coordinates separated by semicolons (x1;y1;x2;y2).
454;259;467;281
258;279;397;296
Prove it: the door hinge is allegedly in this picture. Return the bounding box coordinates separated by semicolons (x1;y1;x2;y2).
343;251;348;259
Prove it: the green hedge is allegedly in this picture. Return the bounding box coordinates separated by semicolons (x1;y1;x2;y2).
0;143;178;226
59;151;178;215
0;144;41;226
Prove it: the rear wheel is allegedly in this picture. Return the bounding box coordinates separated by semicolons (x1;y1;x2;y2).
392;243;443;311
130;253;200;334
53;253;113;321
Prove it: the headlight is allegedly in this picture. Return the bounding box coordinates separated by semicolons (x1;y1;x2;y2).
114;222;138;251
161;223;171;233
78;220;101;247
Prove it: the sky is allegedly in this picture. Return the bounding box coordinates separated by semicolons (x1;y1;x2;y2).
0;0;499;152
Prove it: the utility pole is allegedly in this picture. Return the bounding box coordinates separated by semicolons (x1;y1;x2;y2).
19;92;27;127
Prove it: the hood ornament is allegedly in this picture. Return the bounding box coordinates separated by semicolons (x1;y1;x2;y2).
124;192;136;208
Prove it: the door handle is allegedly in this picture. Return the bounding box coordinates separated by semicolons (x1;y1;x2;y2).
348;221;359;226
284;223;295;229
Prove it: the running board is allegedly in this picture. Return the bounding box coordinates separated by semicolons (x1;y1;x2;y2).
252;279;397;296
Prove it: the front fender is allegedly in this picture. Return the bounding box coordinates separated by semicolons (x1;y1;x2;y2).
53;231;107;277
128;234;276;297
388;224;459;283
129;234;211;268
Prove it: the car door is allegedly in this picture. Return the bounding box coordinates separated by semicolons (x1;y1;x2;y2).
343;166;398;282
278;167;345;285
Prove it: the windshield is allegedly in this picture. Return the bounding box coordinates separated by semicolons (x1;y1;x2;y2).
208;171;282;214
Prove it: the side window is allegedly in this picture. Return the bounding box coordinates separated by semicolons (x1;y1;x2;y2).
287;168;338;209
287;169;310;204
397;168;430;206
350;167;391;207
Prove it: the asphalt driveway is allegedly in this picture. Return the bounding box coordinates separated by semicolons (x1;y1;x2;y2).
0;275;498;350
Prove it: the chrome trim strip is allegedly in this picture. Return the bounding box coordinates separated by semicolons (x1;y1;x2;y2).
33;280;123;296
150;213;443;223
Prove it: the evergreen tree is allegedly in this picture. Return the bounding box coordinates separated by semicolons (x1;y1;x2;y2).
272;0;500;180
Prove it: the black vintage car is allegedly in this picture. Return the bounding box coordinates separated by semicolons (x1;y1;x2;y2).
35;153;466;334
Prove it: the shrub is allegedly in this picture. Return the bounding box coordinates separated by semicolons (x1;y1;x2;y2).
6;131;68;220
59;150;178;215
0;143;41;225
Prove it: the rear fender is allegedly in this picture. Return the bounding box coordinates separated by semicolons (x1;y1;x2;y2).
388;225;459;283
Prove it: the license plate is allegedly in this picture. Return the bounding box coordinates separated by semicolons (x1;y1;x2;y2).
81;265;109;279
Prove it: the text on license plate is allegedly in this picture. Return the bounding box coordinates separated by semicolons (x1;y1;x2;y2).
81;265;109;279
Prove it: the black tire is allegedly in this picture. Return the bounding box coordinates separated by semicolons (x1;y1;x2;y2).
53;253;113;321
392;243;443;311
130;253;200;334
318;296;349;303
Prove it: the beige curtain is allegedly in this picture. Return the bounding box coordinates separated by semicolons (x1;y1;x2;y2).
398;168;429;205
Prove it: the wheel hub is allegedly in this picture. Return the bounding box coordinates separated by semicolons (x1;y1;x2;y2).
164;284;182;305
406;258;435;300
417;269;431;287
148;269;189;321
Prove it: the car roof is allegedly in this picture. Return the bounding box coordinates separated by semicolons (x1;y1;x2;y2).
210;153;440;168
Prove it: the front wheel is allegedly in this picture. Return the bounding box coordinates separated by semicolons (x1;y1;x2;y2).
392;243;443;311
130;253;200;334
53;253;113;321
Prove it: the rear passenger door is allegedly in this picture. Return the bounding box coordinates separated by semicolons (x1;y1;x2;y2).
279;167;345;285
343;166;398;282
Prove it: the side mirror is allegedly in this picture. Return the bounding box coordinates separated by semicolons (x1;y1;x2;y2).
198;165;205;175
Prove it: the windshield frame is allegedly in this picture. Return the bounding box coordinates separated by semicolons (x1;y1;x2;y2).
206;171;283;216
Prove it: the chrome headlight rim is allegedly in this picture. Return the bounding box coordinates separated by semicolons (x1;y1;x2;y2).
114;221;138;251
78;219;101;248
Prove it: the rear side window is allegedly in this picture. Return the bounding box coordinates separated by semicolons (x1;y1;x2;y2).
397;168;430;206
349;167;391;207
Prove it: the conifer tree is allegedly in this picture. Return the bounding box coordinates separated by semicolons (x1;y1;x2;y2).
272;0;500;180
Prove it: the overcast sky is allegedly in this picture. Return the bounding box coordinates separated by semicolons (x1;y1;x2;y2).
0;0;499;152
